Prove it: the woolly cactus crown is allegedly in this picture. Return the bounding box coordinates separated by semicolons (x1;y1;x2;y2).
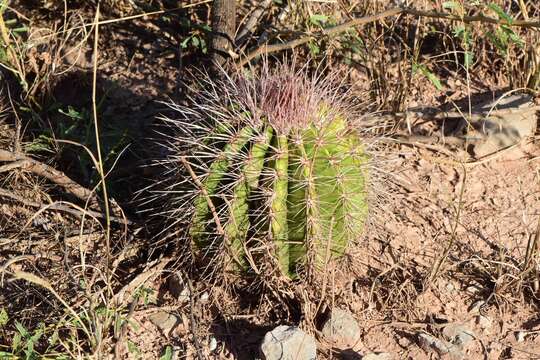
156;62;374;279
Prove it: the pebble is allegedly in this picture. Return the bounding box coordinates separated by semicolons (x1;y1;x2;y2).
200;291;209;304
515;331;526;343
260;325;316;360
418;332;463;358
321;308;361;347
167;274;191;302
148;311;179;336
476;315;492;330
209;336;218;351
442;322;475;347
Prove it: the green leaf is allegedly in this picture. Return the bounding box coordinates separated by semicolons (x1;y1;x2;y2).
127;340;140;356
442;1;461;10
15;322;28;338
487;3;513;24
180;36;191;49
464;51;474;67
0;308;8;327
159;346;173;360
12;333;22;351
309;14;328;26
413;64;443;91
503;26;524;48
48;330;59;346
425;71;443;91
307;41;320;56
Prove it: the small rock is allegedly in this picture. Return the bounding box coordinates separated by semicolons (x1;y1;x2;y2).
470;94;537;157
321;308;361;347
362;352;392;360
167;273;190;302
171;345;182;360
200;291;209;304
148;311;179;336
209;336;218;351
260;326;316;360
465;285;481;294
442;322;475;347
476;315;492;330
418;332;463;358
515;331;526;343
468;300;485;314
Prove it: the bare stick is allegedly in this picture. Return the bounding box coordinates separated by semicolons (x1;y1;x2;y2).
0;187;130;224
237;7;402;66
237;6;540;67
0;149;100;207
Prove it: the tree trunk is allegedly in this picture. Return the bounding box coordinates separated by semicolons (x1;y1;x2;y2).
210;0;236;67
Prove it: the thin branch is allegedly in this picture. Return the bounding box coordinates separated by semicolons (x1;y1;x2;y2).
237;7;402;66
0;149;100;207
235;0;273;45
405;7;540;28
0;187;130;224
237;6;540;67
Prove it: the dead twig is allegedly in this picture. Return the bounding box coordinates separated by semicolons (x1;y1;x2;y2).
0;149;100;208
235;0;273;45
185;273;206;360
0;187;131;224
237;7;402;66
238;6;540;66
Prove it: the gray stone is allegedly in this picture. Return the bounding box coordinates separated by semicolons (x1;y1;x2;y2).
362;352;392;360
476;315;492;330
167;273;190;302
418;332;463;359
470;94;537;157
442;322;475;347
515;331;526;343
321;309;361;347
148;311;179;336
260;326;316;360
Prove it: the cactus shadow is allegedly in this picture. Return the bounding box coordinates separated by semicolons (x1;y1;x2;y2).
210;318;274;359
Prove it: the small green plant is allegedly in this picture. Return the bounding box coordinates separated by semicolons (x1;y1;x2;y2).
179;19;210;54
157;64;376;279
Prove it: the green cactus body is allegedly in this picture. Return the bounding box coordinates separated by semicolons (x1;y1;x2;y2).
190;125;254;248
188;109;369;277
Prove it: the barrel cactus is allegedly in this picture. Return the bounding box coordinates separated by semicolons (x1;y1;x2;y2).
157;63;374;279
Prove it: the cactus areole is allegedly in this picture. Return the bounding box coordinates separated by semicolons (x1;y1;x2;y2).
178;67;370;278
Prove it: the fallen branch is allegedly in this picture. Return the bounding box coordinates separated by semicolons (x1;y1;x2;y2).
237;6;540;66
0;187;130;224
0;149;100;208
